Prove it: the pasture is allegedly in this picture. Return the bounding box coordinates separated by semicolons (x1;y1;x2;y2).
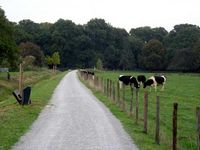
89;71;200;150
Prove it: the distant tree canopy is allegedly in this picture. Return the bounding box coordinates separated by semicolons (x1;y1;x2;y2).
0;8;18;69
1;7;200;72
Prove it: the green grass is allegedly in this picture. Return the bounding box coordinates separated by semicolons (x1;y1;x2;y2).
80;70;200;150
0;70;67;150
0;68;58;103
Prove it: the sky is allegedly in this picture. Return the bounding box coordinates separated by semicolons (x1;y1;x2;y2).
1;0;200;32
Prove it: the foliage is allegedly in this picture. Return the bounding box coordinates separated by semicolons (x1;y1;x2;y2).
139;39;166;70
18;42;44;66
0;8;18;69
1;6;200;72
52;52;60;66
45;52;60;69
96;58;103;70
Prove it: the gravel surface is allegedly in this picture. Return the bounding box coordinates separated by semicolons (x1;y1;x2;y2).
12;70;138;150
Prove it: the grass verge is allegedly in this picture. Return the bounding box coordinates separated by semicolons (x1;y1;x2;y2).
0;71;67;150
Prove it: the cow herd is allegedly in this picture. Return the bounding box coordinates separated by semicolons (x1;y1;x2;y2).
119;74;166;92
80;70;167;92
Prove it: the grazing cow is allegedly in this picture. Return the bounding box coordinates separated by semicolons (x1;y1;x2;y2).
118;75;140;89
143;75;166;92
137;75;146;86
130;76;140;89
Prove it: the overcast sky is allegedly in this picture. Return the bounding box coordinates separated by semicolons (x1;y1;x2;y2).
1;0;200;32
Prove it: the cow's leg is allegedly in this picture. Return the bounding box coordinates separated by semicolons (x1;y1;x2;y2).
161;84;164;91
119;81;123;89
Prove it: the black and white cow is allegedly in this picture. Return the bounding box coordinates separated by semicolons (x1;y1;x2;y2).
130;76;140;89
143;75;166;92
137;75;146;86
118;75;140;89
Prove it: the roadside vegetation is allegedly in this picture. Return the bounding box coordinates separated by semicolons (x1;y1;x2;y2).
80;70;200;150
0;70;67;150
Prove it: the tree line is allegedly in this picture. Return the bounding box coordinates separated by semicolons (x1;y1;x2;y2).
0;7;200;72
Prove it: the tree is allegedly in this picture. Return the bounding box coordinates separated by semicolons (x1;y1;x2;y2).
130;26;168;43
128;36;144;68
165;24;200;49
45;55;53;69
167;48;199;72
96;58;103;70
19;42;44;66
0;7;18;69
45;52;60;70
139;39;166;70
52;52;60;70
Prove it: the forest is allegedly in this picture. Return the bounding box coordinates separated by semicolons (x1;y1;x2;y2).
0;7;200;72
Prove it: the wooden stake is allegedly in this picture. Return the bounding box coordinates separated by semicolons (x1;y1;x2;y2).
122;84;125;111
196;107;200;150
19;64;23;95
144;92;148;133
19;63;24;105
117;82;120;106
155;96;160;144
107;79;109;97
173;103;178;150
136;89;139;124
130;87;133;114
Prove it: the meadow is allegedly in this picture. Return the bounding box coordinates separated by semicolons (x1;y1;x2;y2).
84;71;200;150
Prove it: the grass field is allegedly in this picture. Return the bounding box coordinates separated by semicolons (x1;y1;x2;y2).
81;70;200;150
0;69;67;150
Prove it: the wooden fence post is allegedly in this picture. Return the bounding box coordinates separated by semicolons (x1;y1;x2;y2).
110;80;112;99
155;96;160;144
144;92;148;133
104;79;106;95
117;81;120;106
130;87;133;115
196;107;200;150
173;103;178;150
112;81;115;102
107;79;109;98
122;84;125;111
136;89;139;124
19;63;23;103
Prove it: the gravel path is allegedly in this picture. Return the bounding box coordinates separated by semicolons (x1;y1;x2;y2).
12;70;138;150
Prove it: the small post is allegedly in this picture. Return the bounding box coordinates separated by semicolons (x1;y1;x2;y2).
196;107;200;150
110;80;112;99
19;63;23;98
136;89;139;124
113;81;115;102
117;81;120;105
155;96;160;144
144;92;148;133
107;79;109;98
130;87;133;115
104;79;106;95
173;103;178;150
122;83;125;111
7;71;10;80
